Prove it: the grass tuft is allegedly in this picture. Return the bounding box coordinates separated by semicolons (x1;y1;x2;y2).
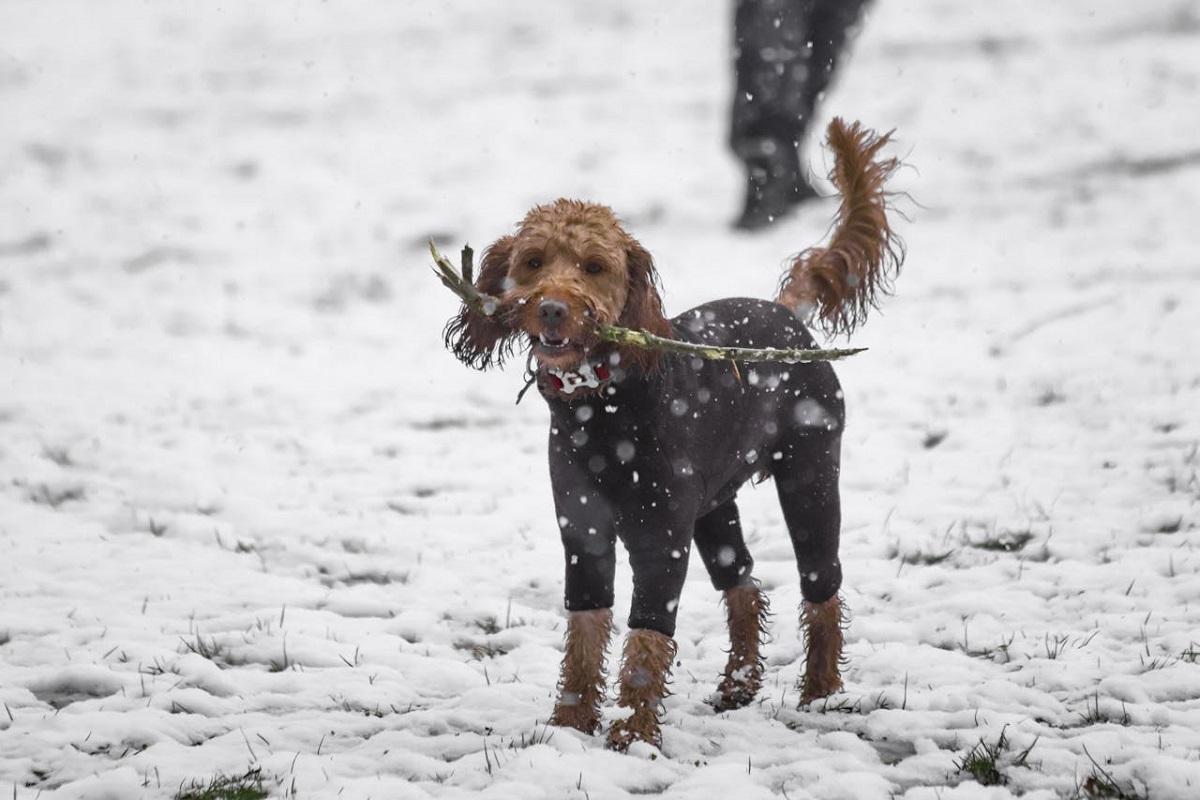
955;733;1007;786
480;724;556;776
970;527;1035;552
28;483;86;508
1078;691;1131;727
175;767;267;800
802;692;892;716
954;727;1037;788
1041;630;1099;660
454;641;512;659
1076;746;1148;799
179;633;228;665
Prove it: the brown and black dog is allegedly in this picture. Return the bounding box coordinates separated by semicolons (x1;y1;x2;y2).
445;118;901;750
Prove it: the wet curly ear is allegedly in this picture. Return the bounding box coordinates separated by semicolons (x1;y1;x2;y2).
615;238;671;374
443;236;519;369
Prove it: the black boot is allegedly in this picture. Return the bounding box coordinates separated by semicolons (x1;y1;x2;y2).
734;142;820;231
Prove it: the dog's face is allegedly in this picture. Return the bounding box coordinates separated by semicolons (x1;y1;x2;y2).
507;201;634;370
445;198;670;374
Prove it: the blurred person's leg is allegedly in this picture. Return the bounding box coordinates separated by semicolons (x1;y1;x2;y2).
731;0;871;230
804;0;870;114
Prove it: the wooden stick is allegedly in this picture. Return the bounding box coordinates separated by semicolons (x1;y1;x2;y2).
431;240;867;365
596;324;866;365
430;240;499;318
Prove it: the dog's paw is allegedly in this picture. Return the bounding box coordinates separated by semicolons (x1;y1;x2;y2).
798;673;844;706
711;662;763;712
606;713;661;752
710;684;757;712
549;702;601;735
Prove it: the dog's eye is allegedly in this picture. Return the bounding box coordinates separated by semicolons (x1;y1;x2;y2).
527;257;542;269
584;261;603;275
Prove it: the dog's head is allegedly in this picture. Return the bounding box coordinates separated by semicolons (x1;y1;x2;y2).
444;198;670;375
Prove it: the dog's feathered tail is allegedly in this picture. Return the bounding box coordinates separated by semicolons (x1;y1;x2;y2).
777;118;903;337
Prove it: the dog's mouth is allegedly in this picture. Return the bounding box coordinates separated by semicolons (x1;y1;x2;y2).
530;332;587;368
538;332;571;349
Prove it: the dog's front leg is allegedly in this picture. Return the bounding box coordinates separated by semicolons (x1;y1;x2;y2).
606;521;691;751
607;627;677;751
549;511;617;734
550;608;613;733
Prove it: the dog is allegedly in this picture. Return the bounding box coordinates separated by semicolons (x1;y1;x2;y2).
443;118;901;750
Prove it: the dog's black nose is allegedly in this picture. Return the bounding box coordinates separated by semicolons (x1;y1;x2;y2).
538;299;569;325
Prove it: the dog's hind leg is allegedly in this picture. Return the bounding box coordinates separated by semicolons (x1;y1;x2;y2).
714;582;770;711
693;499;769;711
798;590;845;704
772;423;847;704
694;497;755;589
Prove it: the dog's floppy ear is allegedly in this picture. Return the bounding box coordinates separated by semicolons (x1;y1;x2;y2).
443;235;519;369
615;238;672;373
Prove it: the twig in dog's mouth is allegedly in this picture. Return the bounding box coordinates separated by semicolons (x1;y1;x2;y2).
593;324;866;365
431;240;867;365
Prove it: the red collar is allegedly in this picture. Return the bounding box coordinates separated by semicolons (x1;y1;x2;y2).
539;359;612;397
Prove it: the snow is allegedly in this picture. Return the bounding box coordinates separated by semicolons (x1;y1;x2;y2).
2;0;1199;797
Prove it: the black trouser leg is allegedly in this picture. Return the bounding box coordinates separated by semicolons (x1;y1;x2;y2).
560;519;617;613
732;0;871;158
774;427;847;701
623;525;693;637
693;498;755;591
773;430;843;603
697;498;769;711
804;0;871;112
732;0;813;160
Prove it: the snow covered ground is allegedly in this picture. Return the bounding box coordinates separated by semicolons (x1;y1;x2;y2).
2;1;1199;797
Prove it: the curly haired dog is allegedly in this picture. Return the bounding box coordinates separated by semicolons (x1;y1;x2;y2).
444;118;901;750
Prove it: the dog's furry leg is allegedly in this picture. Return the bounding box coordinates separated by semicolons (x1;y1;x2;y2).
799;594;846;704
606;629;676;751
549;609;613;734
713;583;769;711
